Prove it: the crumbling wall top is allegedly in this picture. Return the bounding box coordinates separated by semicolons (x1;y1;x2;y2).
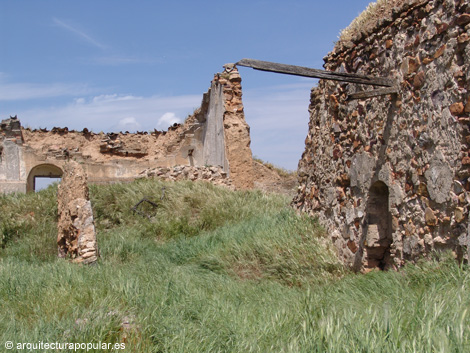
1;115;24;143
335;0;434;56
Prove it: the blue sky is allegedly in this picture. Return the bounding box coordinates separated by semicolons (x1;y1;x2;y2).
1;0;373;170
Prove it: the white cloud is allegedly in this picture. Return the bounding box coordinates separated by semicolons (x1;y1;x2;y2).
52;17;107;50
115;117;141;132
92;94;141;103
14;93;201;133
157;112;181;130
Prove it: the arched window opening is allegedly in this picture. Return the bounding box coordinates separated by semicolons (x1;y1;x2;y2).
27;164;63;192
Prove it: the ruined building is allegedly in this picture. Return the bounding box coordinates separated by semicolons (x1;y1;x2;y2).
293;0;470;270
0;65;253;193
3;0;468;272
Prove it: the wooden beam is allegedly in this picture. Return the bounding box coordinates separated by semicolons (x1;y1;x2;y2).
236;58;395;87
347;86;399;100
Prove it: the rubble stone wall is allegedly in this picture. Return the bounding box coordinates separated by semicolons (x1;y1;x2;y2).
293;0;470;270
0;66;253;192
57;161;98;264
138;165;233;189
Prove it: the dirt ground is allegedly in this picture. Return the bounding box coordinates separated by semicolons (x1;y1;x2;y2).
252;160;298;197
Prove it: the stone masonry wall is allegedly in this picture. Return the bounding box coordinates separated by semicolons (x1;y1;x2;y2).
293;0;470;271
138;165;233;189
0;66;253;192
57;161;98;264
218;64;254;189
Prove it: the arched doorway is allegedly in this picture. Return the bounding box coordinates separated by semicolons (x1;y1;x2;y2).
26;164;63;192
364;181;392;270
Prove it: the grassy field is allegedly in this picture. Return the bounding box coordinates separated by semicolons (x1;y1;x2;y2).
0;179;469;352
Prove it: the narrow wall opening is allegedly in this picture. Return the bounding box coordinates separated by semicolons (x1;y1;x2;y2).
34;177;61;191
364;181;392;270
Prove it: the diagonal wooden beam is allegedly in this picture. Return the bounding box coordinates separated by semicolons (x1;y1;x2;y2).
236;58;395;87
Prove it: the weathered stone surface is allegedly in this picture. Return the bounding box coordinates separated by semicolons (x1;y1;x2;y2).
465;97;470;113
433;236;447;245
220;67;254;189
99;134;148;157
425;207;438;226
347;240;358;253
456;14;470;26
57;161;98;264
407;56;421;74
413;71;426;89
455;207;465;223
138;165;233;189
350;152;375;193
424;152;453;204
433;44;446;59
450;102;464;116
293;0;470;270
366;224;381;247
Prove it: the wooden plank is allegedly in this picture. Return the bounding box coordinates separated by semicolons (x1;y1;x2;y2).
347;86;398;100
236;58;395;87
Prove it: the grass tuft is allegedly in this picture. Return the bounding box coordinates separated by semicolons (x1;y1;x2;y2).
337;0;420;46
253;156;297;178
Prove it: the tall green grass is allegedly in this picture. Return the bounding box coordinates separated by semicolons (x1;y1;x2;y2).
0;179;469;352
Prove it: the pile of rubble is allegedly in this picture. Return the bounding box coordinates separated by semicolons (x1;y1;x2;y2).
100;133;148;157
138;165;233;189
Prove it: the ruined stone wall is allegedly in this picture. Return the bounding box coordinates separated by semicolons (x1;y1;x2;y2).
219;64;254;189
293;0;470;270
57;161;98;264
0;66;253;192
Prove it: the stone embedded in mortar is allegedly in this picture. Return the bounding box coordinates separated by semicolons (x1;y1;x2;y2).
455;207;465;223
425;207;438;226
456;14;470;26
450;102;464;116
347;240;358;253
465;97;470;113
138;164;233;189
413;71;426;89
433;44;446;59
57;161;98;264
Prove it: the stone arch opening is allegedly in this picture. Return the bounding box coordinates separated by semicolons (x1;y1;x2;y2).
364;181;392;270
27;164;63;192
